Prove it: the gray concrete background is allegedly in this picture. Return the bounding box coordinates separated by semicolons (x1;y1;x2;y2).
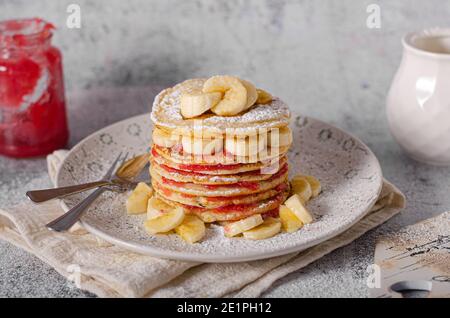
1;0;450;297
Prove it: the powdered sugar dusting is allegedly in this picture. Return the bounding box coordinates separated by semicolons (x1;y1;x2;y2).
150;78;291;134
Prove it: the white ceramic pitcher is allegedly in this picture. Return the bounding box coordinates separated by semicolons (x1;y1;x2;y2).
387;28;450;166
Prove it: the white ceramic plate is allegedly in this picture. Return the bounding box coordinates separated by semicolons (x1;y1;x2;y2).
57;114;382;263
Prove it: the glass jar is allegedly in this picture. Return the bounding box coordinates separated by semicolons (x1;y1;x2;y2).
0;18;68;157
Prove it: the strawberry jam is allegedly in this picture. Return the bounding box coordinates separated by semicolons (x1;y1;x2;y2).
0;18;68;157
262;208;280;219
161;176;185;187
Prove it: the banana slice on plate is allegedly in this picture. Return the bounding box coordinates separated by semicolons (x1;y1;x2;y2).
175;215;206;243
180;91;223;119
223;214;264;237
301;175;321;197
243;217;281;240
241;79;258;110
203;75;247;116
268;126;292;148
290;177;312;203
152;128;180;148
144;206;185;234
284;194;314;224
279;205;303;233
182;135;223;155
225;134;266;157
126;182;153;215
256;89;273;104
147;196;172;220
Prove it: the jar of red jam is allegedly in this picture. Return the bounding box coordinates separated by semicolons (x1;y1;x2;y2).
0;18;68;157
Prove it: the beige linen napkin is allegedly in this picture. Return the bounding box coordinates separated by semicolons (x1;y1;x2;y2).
0;151;405;298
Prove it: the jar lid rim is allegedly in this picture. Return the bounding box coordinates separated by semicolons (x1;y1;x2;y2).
0;18;54;47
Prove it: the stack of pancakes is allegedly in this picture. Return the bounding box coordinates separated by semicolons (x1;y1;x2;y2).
149;79;292;223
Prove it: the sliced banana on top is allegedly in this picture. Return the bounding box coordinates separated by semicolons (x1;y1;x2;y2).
225;133;266;157
241;79;258;110
256;89;272;104
182;135;223;156
152;128;180;148
203;75;248;116
180;91;223;119
268;127;292;148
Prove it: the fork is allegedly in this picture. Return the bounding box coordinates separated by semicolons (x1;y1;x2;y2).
46;152;129;232
27;153;149;202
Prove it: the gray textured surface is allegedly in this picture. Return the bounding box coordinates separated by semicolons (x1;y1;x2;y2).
1;0;450;298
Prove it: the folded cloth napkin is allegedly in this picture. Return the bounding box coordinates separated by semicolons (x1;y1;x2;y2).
0;150;405;298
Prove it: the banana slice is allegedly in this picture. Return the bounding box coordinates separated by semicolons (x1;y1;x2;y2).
152;128;180;148
175;215;206;243
279;205;303;233
284;194;313;224
301;175;321;197
223;214;264;237
225;133;266;157
144;206;185;234
290;177;312;203
181;135;223;155
147;196;172;219
256;89;272;104
126;192;149;215
126;182;153;215
241;79;258;110
180;91;222;119
134;182;153;196
243;217;281;240
268;127;292;148
203;75;247;116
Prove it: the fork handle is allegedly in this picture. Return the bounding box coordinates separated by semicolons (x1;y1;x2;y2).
26;181;110;203
46;187;106;232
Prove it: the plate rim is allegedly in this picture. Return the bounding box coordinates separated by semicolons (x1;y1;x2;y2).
56;113;383;263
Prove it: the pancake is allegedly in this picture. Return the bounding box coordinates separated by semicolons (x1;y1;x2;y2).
150;157;288;185
152;179;289;208
155;189;290;222
151;146;284;175
152;142;290;165
150;164;289;197
148;77;293;226
150;78;291;137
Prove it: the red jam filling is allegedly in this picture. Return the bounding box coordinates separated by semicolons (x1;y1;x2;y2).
203;181;260;191
183;193;284;214
159;163;206;176
159;163;288;191
160;187;172;197
161;176;185;188
274;182;288;192
262;208;280;219
151;147;160;158
158;161;265;178
178;162;244;172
